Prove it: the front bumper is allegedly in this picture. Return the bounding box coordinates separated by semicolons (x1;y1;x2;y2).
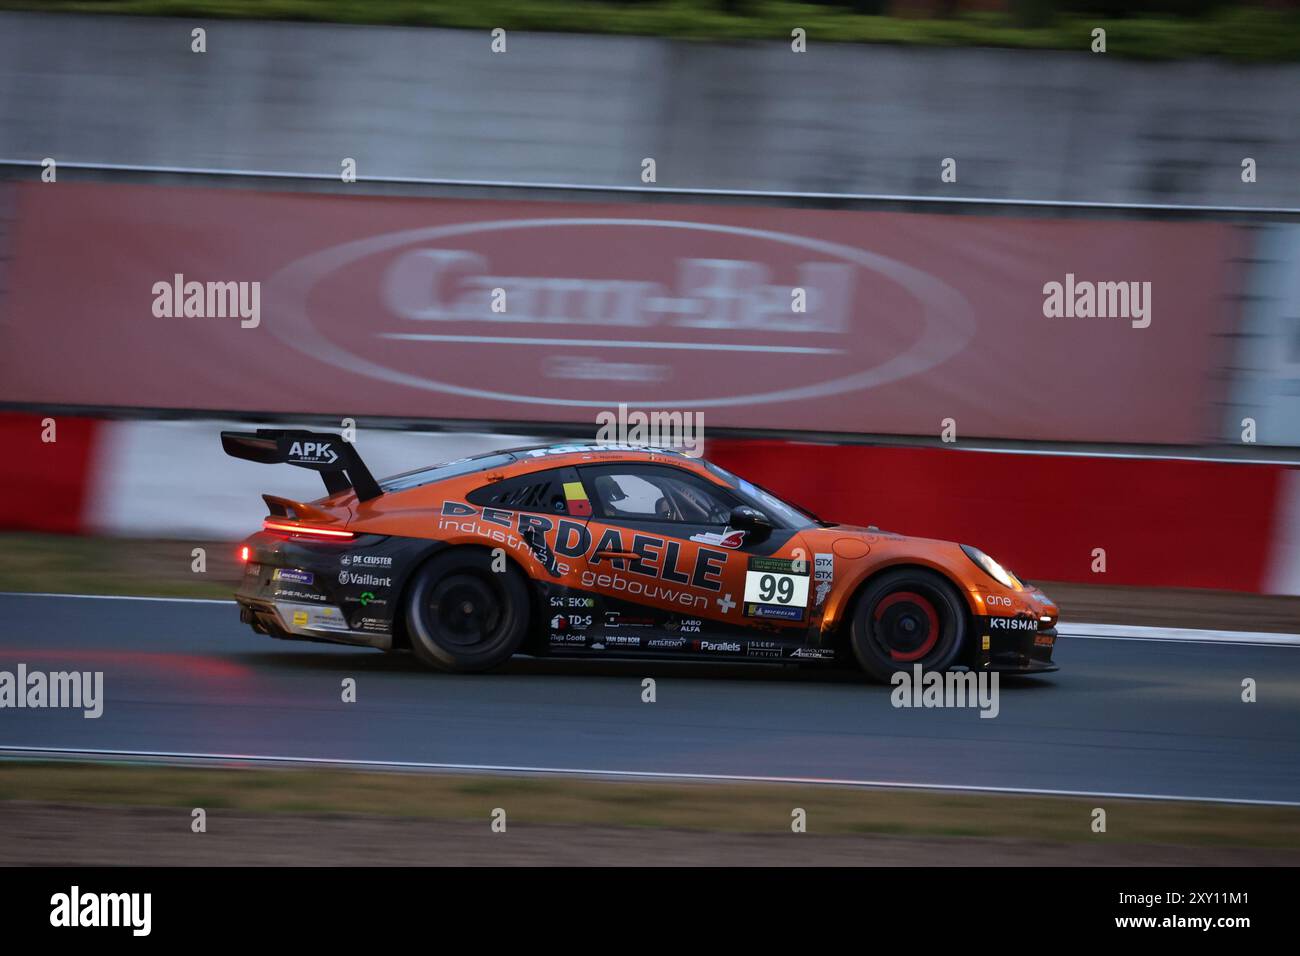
978;621;1058;673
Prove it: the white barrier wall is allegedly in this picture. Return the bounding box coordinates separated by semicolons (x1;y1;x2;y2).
88;421;540;539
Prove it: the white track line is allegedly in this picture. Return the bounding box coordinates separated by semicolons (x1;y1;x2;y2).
1059;623;1300;647
2;746;1296;807
0;592;235;605
3;592;1298;645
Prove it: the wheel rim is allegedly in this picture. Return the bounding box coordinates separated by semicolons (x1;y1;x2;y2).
873;590;941;663
426;573;501;647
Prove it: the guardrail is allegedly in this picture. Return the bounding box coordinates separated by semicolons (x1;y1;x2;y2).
4;159;1299;222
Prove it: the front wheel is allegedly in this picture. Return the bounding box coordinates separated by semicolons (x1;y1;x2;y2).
404;549;530;673
848;568;968;682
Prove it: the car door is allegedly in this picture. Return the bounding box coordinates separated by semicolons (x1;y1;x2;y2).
464;465;600;647
575;462;814;656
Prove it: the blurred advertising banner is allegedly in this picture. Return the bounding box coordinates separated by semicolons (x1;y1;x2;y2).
0;183;1239;442
1223;225;1300;446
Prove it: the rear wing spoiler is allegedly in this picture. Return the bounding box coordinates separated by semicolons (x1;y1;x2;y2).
220;429;382;502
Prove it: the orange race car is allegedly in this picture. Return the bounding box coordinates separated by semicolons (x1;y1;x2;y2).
222;430;1059;681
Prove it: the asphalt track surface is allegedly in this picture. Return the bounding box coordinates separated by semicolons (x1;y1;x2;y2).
2;593;1299;804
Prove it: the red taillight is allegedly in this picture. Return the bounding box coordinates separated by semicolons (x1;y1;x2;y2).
238;545;251;563
262;519;355;540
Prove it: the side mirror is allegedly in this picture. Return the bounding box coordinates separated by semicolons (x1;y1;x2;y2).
729;505;772;543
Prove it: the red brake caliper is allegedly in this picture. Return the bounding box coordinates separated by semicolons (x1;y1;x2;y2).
874;591;940;662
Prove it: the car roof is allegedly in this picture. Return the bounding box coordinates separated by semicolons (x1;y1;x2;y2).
379;442;710;494
503;441;700;461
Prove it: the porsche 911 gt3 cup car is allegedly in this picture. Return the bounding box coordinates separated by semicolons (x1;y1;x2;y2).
223;429;1058;680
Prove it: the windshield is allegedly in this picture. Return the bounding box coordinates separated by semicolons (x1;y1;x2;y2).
703;461;820;529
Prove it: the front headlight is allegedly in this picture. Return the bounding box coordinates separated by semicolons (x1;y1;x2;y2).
961;544;1022;591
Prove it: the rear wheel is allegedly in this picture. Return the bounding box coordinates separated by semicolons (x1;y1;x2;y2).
404;549;530;672
848;568;968;682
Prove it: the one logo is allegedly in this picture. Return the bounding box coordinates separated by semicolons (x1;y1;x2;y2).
359;591;375;607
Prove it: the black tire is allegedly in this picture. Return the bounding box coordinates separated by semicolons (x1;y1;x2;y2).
848;568;968;683
404;549;530;673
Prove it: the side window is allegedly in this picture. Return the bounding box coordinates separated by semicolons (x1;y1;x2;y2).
582;465;735;525
467;468;570;514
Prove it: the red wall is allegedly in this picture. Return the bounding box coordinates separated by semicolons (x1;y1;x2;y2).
708;440;1283;592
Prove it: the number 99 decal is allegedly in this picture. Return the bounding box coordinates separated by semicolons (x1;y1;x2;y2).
744;562;810;609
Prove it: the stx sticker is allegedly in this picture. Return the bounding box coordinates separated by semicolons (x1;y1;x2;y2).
813;553;833;607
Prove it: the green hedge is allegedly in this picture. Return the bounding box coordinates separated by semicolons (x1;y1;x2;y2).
4;1;1299;61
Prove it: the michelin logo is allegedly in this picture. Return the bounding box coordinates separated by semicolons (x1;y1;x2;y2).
273;568;314;585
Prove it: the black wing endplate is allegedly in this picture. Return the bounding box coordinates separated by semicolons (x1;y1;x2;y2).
220;429;382;502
